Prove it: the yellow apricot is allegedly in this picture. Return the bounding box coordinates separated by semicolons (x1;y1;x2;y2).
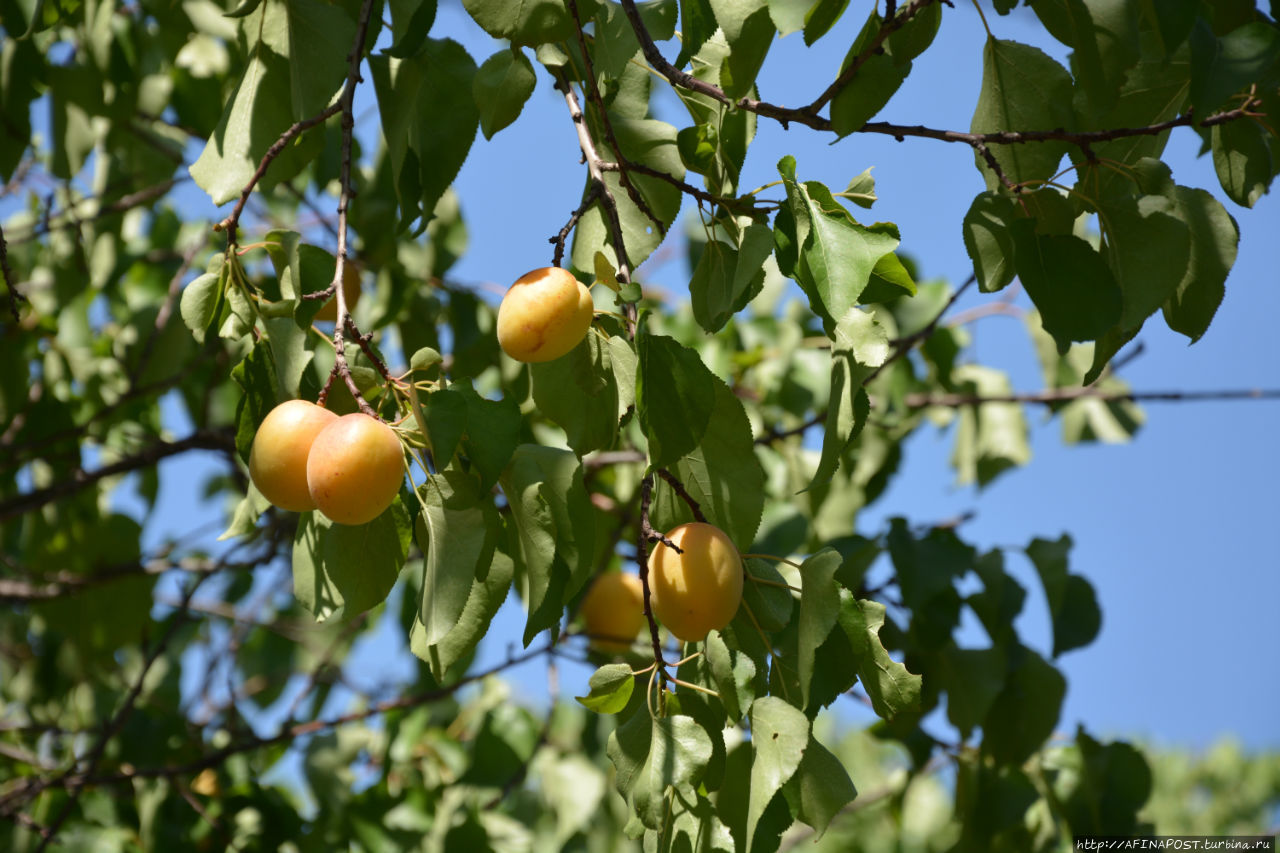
648;522;744;643
305;413;404;525
248;400;338;512
496;267;594;363
580;572;647;654
314;263;362;323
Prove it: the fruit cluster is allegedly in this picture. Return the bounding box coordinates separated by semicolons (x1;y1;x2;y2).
249;400;404;525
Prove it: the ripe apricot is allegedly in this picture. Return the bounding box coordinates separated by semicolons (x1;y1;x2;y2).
249;400;338;512
580;572;646;654
314;262;362;323
305;413;404;525
496;267;594;363
648;522;744;643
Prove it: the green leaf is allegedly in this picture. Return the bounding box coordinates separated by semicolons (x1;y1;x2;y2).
636;333;716;468
189;1;333;203
1190;19;1280;114
838;596;922;719
1051;729;1153;835
369;40;479;233
179;271;222;344
745;697;808;853
739;558;793;633
795;549;841;709
1100;191;1190;329
982;644;1066;765
263;317;312;400
593;0;678;79
950;364;1031;488
837;166;877;208
689;223;773;333
1137;0;1198;56
420;387;467;468
461;0;581;46
571;117;685;272
704;630;756;723
608;712;714;830
765;0;809;35
969;38;1074;191
781;733;857;839
281;0;356;117
531;331;621;455
1032;0;1140;118
775;156;900;333
576;663;636;714
231;340;280;465
1163;186;1238;342
417;470;500;646
501;444;595;644
473;48;536;139
677;0;718;66
410;549;513;679
962;191;1018;293
1026;535;1100;657
810;307;887;489
1010;219;1123;350
292;498;413;621
859;251;917;303
456;386;521;493
385;0;437;58
1212;118;1273;208
802;0;848;46
830;10;910;137
709;0;774;98
938;644;1007;739
663;377;766;548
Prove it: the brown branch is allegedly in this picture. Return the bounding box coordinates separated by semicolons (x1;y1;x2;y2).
0;223;25;324
0;429;236;523
553;66;637;334
904;387;1280;409
318;0;379;418
636;475;670;679
616;0;1259;156
214;104;342;248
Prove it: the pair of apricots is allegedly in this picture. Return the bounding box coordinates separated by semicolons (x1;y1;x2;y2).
250;267;743;643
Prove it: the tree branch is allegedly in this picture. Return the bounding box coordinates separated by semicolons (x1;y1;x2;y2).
553;66;637;328
0;429;236;523
904;387;1280;409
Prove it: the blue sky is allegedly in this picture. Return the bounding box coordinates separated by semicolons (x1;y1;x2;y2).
15;1;1274;754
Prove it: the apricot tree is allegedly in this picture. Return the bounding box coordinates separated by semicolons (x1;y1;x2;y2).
2;0;1279;850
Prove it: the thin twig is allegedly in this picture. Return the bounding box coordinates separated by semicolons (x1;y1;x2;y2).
214;104;342;248
655;468;706;522
551;183;601;267
319;0;379;418
7;179;183;245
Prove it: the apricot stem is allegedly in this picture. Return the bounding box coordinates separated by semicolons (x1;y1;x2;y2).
740;598;793;703
739;552;804;570
669;677;720;699
747;575;802;594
